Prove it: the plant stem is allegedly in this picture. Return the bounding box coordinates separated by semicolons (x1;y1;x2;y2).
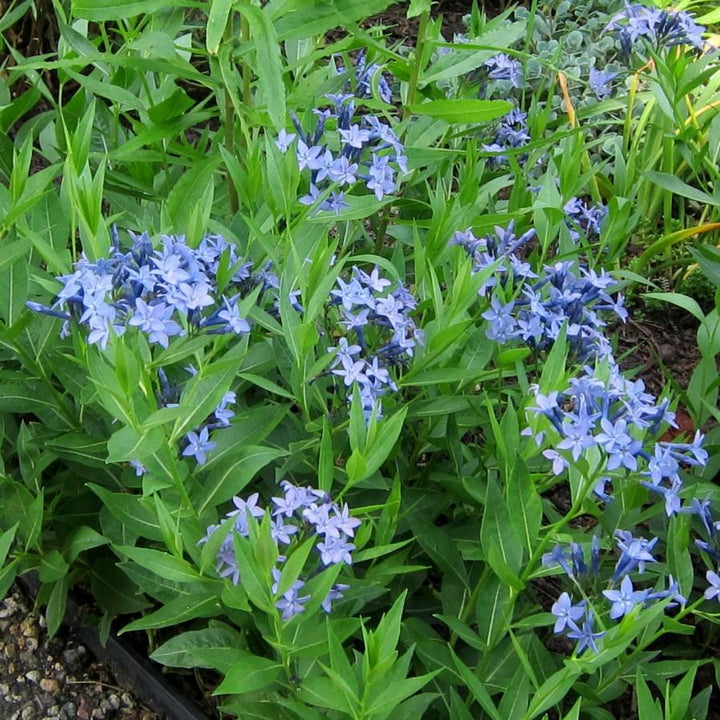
404;9;430;119
224;19;239;216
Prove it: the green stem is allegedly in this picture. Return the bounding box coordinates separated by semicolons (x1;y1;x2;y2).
224;20;239;216
404;9;430;119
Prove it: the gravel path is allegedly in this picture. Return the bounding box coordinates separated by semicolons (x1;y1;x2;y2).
0;585;161;720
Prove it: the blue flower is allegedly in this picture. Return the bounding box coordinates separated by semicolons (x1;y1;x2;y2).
550;592;585;633
704;570;720;602
129;298;183;348
566;611;605;655
275;128;296;153
588;68;617;100
485;53;523;88
182;427;216;465
613;530;658;580
602;575;649;619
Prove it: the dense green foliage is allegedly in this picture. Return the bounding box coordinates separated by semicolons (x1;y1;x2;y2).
1;0;720;718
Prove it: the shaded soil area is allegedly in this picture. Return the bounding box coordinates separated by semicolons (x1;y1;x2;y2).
0;588;160;720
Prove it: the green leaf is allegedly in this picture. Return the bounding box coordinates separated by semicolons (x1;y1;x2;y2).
0;237;31;272
206;0;233;55
275;536;315;598
106;426;166;463
170;342;246;442
636;669;661;720
0;559;19;601
88;484;164;542
236;3;286;128
46;575;70;638
421;22;527;86
642;292;705;323
121;593;221;634
62;526;109;564
39;549;69;583
645;171;719;206
115;546;201;584
214;650;283;695
150;623;243;674
0;523;18;566
273;0;395;41
357;405;407;483
407;0;431;18
507;460;542;557
232;531;273;613
194;445;285;515
407;99;513;124
449;646;502;720
481;477;524;579
526;666;580;719
374;590;407;666
71;0;179;20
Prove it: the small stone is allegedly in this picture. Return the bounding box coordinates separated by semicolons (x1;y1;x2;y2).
60;702;76;717
0;597;17;618
20;618;38;639
46;706;60;717
21;707;36;720
24;670;40;684
40;677;60;693
25;637;38;652
108;695;121;710
77;698;91;720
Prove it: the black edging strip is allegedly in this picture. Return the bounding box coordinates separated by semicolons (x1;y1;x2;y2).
17;571;211;720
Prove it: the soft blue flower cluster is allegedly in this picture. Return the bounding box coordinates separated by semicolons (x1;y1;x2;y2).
452;221;625;361
201;482;359;620
481;107;531;165
564;197;609;241
327;266;422;422
26;231;266;469
528;361;707;512
544;533;686;655
605;2;706;56
276;56;406;214
484;53;523;90
27;230;257;351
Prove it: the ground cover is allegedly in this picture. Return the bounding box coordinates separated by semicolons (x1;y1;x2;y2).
2;1;720;718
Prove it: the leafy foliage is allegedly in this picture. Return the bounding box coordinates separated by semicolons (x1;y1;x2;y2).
1;0;720;718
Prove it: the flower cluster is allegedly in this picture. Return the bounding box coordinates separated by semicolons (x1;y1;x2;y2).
27;230;258;351
482;107;531;166
484;53;523;89
545;531;687;655
528;360;707;509
484;261;627;360
588;67;618;100
605;2;706;56
452;219;625;361
201;482;359;620
564;197;608;241
451;221;537;294
326;266;422;422
276;58;406;214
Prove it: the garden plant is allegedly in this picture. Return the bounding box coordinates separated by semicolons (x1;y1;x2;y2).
2;0;720;717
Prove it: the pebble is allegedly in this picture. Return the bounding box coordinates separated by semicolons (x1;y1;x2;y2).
40;678;59;693
24;670;39;684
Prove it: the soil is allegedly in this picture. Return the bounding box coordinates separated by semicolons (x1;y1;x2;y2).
0;587;160;720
